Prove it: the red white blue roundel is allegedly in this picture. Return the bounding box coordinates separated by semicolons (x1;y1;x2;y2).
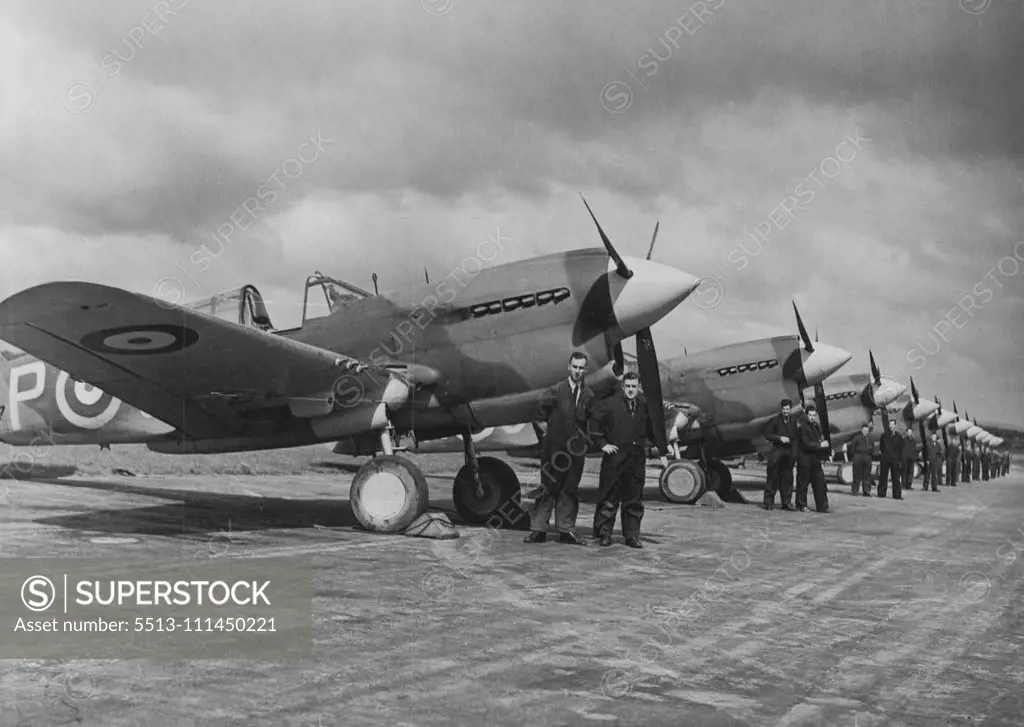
54;370;120;429
80;325;199;355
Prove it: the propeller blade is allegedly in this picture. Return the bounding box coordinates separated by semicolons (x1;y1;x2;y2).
424;267;430;285
372;272;379;295
815;328;819;343
814;382;832;452
938;396;949;449
869;350;881;384
612;342;625;371
792;301;814;353
646;221;660;261
953;400;959;417
580;194;632;279
910;377;920;404
919;419;929;471
635;327;668;456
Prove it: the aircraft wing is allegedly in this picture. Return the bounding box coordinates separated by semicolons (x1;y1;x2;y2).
0;282;403;439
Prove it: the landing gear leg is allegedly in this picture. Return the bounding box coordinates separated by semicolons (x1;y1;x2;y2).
453;430;527;528
349;425;429;533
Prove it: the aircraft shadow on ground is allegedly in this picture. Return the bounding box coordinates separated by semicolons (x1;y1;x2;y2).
26;477;542;537
0;462;79;480
32;478;364;536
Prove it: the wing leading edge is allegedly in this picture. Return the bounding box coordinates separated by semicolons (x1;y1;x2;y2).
0;282;403;439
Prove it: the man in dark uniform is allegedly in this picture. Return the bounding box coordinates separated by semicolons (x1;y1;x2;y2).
944;426;960;488
591;371;668;548
526;351;594;545
962;443;972;483
795;404;830;513
763;399;798;511
850;423;873;496
972;444;982;480
926;431;943;492
900;428;917;491
982;446;991;481
878;418;903;499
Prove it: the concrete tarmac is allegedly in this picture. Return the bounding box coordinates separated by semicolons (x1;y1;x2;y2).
1;456;1022;726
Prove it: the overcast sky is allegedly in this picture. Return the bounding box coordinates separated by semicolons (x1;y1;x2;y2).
1;0;1022;426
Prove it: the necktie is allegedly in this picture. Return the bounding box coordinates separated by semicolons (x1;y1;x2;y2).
570;385;578;407
628;400;635;415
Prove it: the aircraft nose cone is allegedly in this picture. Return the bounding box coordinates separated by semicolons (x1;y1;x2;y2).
610;256;701;339
799;343;852;386
935;410;956;428
912;399;940;420
871;376;906;408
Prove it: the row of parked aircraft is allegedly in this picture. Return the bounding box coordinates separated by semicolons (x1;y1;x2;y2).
0;199;1009;531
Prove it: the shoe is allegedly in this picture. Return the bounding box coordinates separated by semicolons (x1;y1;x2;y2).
796;506;805;512
781;504;794;511
894;496;904;500
817;508;829;514
599;536;612;547
763;502;773;511
624;538;643;549
559;531;588;546
862;492;871;497
524;531;546;543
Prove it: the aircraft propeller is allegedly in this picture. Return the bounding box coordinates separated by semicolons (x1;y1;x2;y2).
868;350;891;431
792;305;832;455
910;377;930;470
580;196;669;458
936;394;949;450
645;221;660;261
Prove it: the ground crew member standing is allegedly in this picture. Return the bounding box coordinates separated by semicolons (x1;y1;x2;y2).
591;371;668;548
850;423;873;497
763;399;798;511
878;418;903;499
795;404;830;513
526;351;594;546
972;445;982;480
981;446;991;481
944;426;960;487
962;444;972;483
927;432;942;492
900;428;917;491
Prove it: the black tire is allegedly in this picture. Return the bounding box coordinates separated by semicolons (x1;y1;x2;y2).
453;456;522;525
349;455;429;532
705;458;734;499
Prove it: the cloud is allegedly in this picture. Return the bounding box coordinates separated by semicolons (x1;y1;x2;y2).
0;0;1021;423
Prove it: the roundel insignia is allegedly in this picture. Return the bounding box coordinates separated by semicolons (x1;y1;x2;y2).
80;324;200;355
54;371;121;429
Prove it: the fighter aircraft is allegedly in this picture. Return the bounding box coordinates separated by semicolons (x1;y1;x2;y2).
408;303;856;504
0;201;700;533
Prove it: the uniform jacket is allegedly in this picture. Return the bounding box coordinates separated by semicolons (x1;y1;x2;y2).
880;431;903;461
536;378;594;453
592;392;663;458
797;417;828;462
945;437;961;455
764;413;798;459
849;432;873;458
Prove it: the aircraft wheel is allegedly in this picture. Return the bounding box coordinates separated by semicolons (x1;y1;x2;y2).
659;460;706;504
349;455;429;533
705;458;735;499
453;456;521;525
838;463;854;485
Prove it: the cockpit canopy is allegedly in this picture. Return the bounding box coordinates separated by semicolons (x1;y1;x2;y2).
302;271;373;324
184;284;274;331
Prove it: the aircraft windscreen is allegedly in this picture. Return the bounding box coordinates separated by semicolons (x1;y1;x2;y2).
185;289;247;324
303;273;371;323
